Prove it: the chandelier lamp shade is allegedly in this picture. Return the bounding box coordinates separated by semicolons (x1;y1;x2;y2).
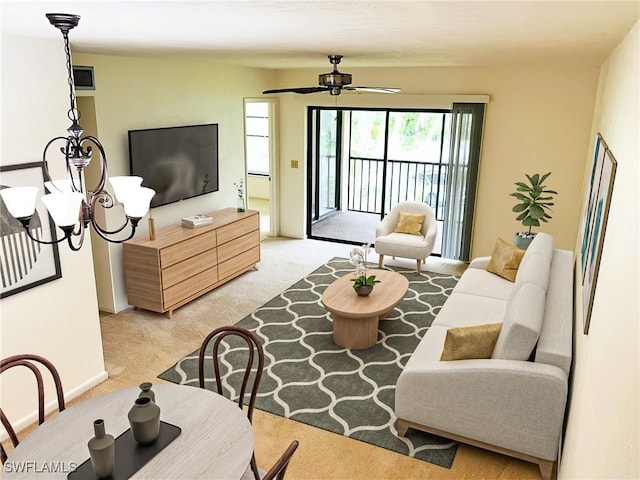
0;13;154;251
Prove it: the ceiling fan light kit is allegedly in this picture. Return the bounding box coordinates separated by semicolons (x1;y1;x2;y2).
262;54;401;96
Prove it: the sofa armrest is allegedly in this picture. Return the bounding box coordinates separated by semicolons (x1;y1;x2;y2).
468;256;491;269
395;359;568;461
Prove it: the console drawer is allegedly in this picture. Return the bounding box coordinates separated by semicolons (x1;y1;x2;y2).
218;245;260;280
217;229;260;264
161;233;217;268
163;265;219;308
162;248;218;289
217;215;259;245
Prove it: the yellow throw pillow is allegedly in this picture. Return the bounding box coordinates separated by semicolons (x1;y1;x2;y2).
486;237;525;282
440;323;503;361
394;211;425;236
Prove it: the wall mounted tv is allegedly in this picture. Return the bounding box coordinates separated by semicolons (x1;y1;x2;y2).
128;123;219;208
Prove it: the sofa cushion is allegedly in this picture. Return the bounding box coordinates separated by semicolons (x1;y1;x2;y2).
525;232;554;256
515;233;554;291
440;323;502;361
404;325;450;364
515;253;552;291
454;268;513;301
433;292;507;329
487;237;525;282
394;211;425;236
535;249;574;375
492;282;546;361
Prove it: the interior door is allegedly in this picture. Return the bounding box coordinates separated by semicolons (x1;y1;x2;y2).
244;98;277;238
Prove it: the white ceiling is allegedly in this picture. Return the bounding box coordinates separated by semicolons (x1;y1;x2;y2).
2;1;639;69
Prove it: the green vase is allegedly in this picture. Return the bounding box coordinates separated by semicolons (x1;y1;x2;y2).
237;196;245;212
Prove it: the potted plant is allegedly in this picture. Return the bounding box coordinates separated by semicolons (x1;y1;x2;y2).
510;172;557;250
349;243;381;296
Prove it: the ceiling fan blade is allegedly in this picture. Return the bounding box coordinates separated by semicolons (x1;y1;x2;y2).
262;87;330;94
345;86;402;94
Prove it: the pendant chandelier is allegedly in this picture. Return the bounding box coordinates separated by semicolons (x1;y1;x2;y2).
0;13;154;251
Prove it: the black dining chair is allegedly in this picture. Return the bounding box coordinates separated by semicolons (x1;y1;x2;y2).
240;440;300;480
198;325;265;480
0;354;66;464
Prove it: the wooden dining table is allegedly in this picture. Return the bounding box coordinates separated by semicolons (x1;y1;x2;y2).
2;384;253;479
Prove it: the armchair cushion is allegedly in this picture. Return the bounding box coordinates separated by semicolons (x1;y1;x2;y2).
375;202;437;263
394;211;425;236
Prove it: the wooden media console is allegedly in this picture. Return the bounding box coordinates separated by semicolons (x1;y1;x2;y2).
123;208;260;318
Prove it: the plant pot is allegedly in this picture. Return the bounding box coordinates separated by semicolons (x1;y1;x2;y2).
354;285;373;297
513;232;536;250
128;396;161;445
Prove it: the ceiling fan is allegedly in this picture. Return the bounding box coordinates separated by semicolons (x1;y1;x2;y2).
262;55;401;96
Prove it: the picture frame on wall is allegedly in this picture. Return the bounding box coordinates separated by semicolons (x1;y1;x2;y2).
0;162;62;298
579;133;606;280
579;135;617;334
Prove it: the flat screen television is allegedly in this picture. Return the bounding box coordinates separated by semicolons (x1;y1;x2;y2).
128;123;219;208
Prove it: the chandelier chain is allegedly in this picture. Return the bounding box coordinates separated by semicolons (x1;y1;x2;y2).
62;31;79;123
0;12;154;251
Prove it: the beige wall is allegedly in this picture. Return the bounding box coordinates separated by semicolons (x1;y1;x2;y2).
560;21;639;479
247;175;271;200
274;65;599;257
1;35;107;433
72;53;276;312
68;55;599;311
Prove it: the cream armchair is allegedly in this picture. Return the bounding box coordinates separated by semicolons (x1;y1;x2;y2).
374;202;437;273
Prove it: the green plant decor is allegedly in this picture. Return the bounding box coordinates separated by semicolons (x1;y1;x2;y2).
510;172;558;237
349;243;381;288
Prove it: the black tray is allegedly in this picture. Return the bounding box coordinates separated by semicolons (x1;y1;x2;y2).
68;421;181;480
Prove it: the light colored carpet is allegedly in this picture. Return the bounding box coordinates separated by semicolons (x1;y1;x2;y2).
159;258;461;468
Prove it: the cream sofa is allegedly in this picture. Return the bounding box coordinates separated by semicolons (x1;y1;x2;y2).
395;233;572;480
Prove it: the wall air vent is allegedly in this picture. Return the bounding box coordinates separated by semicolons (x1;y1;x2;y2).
73;65;95;90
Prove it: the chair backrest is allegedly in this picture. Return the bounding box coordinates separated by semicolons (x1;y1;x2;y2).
0;354;65;464
198;325;265;480
388;201;436;236
262;440;300;480
197;325;264;423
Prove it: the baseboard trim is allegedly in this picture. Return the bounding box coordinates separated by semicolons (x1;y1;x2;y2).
1;370;108;441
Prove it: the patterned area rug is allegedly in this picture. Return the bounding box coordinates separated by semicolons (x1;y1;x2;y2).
159;258;460;468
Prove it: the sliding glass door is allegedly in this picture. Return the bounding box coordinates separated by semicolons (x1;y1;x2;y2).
309;109;341;222
308;104;483;260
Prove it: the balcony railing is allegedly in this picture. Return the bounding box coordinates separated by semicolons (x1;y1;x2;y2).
348;157;447;221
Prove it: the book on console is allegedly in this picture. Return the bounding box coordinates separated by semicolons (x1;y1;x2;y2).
181;214;213;228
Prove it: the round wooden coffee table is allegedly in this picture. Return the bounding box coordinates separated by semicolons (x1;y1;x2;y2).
321;269;409;349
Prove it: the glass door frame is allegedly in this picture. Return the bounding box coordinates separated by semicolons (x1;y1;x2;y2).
307;106;452;252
